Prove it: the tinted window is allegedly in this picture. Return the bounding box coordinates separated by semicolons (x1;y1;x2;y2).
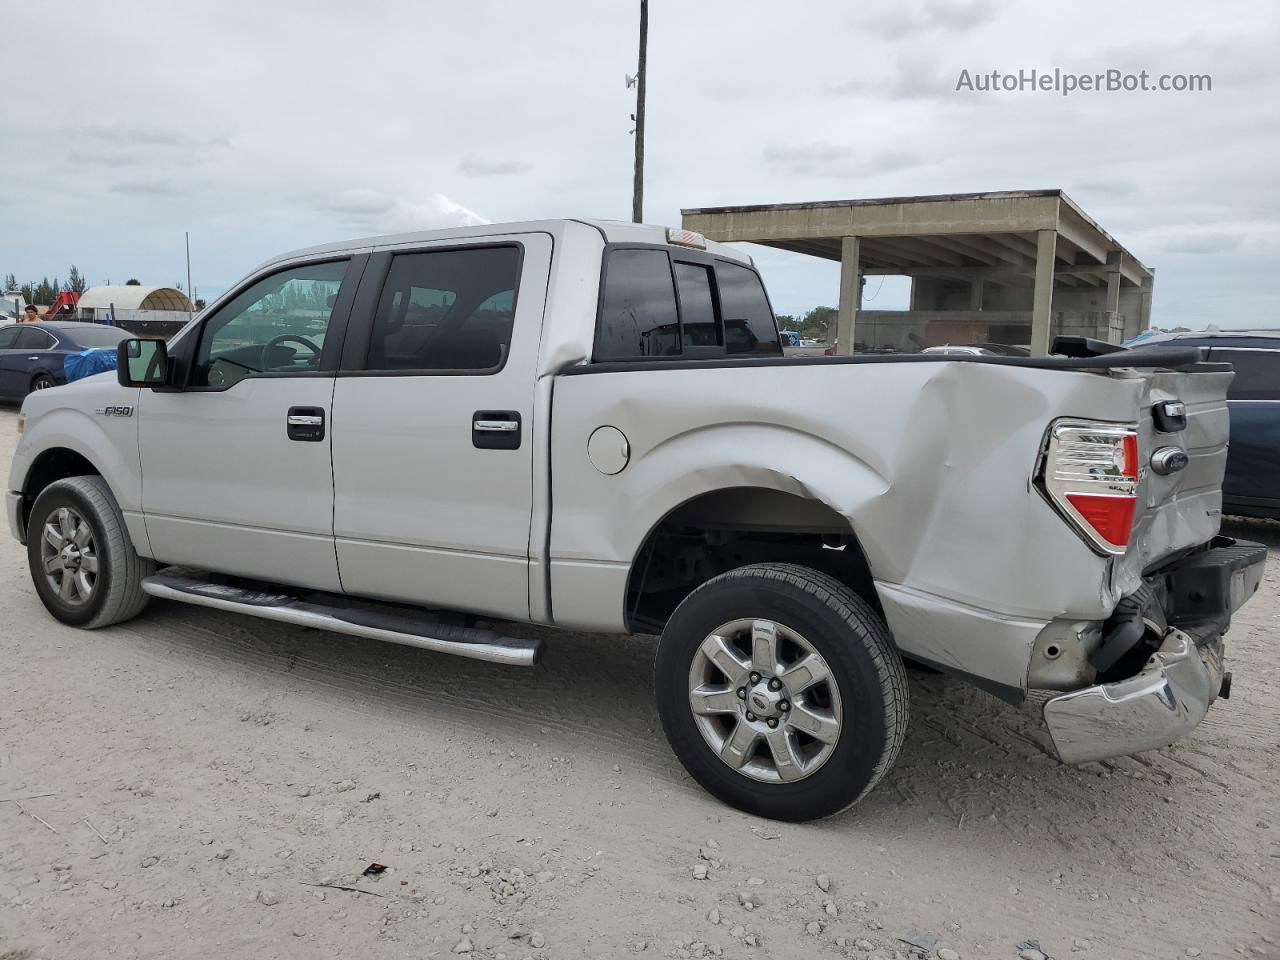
597;249;680;360
192;260;349;388
365;246;520;372
674;262;720;348
15;327;56;350
67;326;130;348
1211;349;1280;401
716;262;781;356
0;326;19;349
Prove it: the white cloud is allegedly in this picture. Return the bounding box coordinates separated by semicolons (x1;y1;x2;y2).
317;189;487;234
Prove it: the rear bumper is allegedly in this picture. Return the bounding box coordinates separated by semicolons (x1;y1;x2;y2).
1044;627;1223;763
6;490;24;544
1043;537;1266;764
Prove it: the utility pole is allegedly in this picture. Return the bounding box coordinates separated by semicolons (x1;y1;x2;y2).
185;231;193;320
631;0;647;223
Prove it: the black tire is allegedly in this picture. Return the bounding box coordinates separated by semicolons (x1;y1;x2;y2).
30;374;56;394
27;476;153;628
655;563;909;821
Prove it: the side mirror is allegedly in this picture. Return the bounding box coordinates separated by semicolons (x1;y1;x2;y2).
117;338;170;388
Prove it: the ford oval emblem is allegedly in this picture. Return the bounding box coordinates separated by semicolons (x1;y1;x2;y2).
1150;446;1189;476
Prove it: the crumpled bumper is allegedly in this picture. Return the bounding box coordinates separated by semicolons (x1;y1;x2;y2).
1043;627;1223;764
1043;537;1266;764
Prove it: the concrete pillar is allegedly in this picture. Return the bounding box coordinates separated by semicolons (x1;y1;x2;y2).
836;236;860;356
1104;250;1122;343
1030;229;1057;356
1137;273;1155;337
968;277;984;312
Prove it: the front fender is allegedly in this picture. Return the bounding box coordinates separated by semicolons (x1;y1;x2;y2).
10;379;146;551
14;406;141;511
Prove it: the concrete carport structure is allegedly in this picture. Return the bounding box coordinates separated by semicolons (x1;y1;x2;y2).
681;189;1153;356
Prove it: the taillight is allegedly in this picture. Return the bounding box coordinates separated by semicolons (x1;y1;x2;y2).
1038;419;1140;554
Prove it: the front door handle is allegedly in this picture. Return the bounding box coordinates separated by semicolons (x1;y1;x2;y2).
287;406;325;442
473;410;521;450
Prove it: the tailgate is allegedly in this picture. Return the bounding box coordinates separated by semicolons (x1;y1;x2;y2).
1117;363;1234;589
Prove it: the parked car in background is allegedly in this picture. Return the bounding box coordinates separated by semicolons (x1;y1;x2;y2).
1139;330;1280;520
0;322;130;402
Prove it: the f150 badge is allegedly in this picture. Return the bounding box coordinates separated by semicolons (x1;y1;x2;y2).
94;405;134;417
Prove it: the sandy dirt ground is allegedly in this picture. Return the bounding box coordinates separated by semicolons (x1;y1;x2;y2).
0;403;1276;960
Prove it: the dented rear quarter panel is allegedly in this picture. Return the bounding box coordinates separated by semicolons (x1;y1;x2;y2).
548;359;1227;691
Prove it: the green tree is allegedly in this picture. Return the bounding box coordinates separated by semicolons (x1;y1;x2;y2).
125;278;141;286
67;265;87;294
798;305;838;340
28;277;58;304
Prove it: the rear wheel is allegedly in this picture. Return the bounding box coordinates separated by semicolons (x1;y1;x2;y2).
27;476;153;628
655;563;908;821
30;374;56;394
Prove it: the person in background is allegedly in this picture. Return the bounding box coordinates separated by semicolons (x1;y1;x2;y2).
22;305;39;323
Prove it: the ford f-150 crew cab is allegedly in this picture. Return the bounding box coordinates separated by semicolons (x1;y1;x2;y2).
7;219;1267;821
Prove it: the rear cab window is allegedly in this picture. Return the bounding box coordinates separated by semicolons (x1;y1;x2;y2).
595;246;781;362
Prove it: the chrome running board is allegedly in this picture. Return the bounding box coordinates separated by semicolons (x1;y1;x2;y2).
140;570;542;667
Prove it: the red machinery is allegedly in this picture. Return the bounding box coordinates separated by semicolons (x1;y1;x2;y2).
43;290;80;321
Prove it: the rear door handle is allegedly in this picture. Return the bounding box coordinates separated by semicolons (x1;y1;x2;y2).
473;410;521;450
287;406;325;442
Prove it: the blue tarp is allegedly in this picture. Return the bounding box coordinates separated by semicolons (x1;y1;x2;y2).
64;348;118;383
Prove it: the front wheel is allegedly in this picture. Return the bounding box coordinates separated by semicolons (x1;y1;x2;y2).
27;476;153;628
655;563;909;821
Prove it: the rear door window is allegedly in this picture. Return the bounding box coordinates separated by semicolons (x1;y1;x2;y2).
15;327;56;350
364;246;520;372
1209;349;1280;401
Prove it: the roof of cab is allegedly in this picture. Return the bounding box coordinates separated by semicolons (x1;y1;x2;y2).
255;219;753;275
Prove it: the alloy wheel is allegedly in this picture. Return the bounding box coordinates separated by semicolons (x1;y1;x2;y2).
687;618;843;783
40;506;99;605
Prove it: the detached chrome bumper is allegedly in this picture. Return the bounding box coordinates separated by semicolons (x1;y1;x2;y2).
1044;537;1266;764
1044;628;1223;764
6;490;24;544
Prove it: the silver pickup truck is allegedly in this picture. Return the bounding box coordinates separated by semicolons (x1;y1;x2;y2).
6;219;1266;821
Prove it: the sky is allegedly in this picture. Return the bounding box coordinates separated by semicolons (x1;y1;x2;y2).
3;0;1278;328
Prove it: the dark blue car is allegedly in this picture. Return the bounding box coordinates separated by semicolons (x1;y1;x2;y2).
1139;330;1280;520
0;321;131;402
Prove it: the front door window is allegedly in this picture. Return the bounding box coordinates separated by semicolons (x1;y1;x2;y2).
191;260;349;388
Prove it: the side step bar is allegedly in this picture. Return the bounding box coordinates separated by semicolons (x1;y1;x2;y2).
140;571;543;667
